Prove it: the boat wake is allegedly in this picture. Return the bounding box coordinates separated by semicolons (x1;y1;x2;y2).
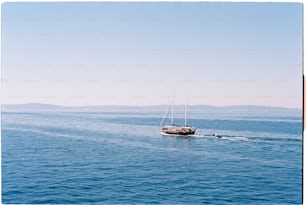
193;133;301;143
195;134;249;141
220;136;249;141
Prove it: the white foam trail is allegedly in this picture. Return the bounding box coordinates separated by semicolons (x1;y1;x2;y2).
190;134;210;138
191;133;249;141
4;127;181;152
222;136;249;141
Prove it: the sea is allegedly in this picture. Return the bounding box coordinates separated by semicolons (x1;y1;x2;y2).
1;109;302;204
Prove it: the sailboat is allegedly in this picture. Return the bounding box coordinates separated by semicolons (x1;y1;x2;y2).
160;94;197;136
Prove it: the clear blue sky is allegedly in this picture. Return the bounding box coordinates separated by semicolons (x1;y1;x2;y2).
2;2;302;108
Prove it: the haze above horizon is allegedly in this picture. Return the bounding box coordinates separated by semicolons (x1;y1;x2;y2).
2;2;302;109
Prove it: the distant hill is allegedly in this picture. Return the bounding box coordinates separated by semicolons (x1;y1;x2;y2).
2;103;65;110
1;103;301;115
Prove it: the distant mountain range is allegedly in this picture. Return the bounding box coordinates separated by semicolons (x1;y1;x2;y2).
1;103;302;114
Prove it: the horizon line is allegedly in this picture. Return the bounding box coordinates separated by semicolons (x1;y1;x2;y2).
1;102;302;110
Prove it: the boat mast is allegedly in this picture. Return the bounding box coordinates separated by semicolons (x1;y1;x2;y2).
171;92;174;125
185;94;187;126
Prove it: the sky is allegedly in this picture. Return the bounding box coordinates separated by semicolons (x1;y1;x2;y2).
1;2;303;108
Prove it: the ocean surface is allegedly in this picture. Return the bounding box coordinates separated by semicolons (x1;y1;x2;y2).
2;110;302;204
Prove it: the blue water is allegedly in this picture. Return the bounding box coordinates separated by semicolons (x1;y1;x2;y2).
2;111;302;204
